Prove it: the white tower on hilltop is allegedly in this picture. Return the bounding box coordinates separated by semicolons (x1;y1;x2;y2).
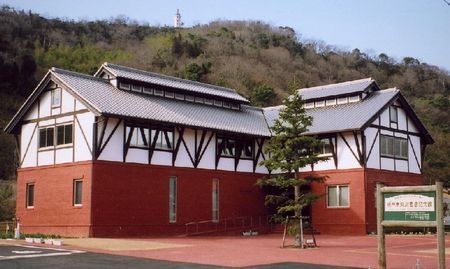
174;9;182;28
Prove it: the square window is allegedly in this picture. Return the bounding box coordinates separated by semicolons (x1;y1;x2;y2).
348;95;360;103
195;97;204;103
205;99;213;105
325;99;336;106
214;100;223;107
304;102;314;109
315;100;325;107
165;91;175;98
327;185;349;207
73;180;82;206
185;95;194;102
337;97;348;104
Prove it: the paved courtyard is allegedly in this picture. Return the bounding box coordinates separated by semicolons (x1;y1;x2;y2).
1;234;449;268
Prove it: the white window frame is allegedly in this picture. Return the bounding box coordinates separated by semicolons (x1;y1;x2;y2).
390;106;398;123
73;179;83;207
169;176;177;223
304;102;315;109
325;99;336;106
154;89;164;96
56;123;73;147
26;183;35;209
131;84;142;93
51;88;62;108
327;185;350;208
348;95;360;103
337;97;348;105
38;126;55;149
119;82;131;91
143;87;153;95
318;138;333;157
315;100;325;107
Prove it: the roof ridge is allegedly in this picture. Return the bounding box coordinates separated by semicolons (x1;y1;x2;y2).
51;67;108;83
104;62;238;94
297;77;373;92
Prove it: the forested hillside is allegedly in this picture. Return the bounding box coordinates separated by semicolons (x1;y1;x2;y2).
0;6;448;187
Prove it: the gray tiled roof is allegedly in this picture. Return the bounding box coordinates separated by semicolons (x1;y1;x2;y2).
100;63;249;103
298;78;375;100
52;68;270;137
263;88;399;135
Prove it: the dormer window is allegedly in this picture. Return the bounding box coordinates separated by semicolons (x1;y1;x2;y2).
165;91;174;98
304;102;314;109
119;83;130;91
51;88;61;107
175;93;184;100
205;99;213;105
185;95;194;102
195;97;204;104
315;100;325;107
326;99;336;106
214;100;223;107
143;87;153;95
154;89;164;96
337;97;348;105
131;85;142;93
231;103;240;110
348;95;360;103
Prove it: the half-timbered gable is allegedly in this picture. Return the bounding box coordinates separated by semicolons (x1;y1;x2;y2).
6;64;433;237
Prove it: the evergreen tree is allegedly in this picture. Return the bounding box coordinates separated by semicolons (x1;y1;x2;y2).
258;91;325;247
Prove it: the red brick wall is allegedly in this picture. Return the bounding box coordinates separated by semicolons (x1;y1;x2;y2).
16;162;92;237
302;168;367;235
90;161;267;237
364;168;425;233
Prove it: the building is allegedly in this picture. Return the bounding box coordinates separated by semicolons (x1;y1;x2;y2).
174;9;182;28
5;63;433;237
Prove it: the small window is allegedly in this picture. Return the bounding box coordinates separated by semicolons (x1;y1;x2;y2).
127;127;149;148
390;106;398;123
73;180;82;206
131;85;142;93
212;178;219;222
337;97;348;104
327;185;349;207
175;93;184;100
223;102;231;108
348;95;360;103
231;103;240;110
325;99;336;106
240;140;253;158
195;97;204;104
185;95;194;102
56;124;73;146
394;138;408;159
169;176;177;223
165;91;174;98
152;129;173;150
119;83;131;90
26;183;35;208
318;138;332;156
214;100;223;107
51;88;61;107
380;135;394;157
205;99;213;105
154;89;164;96
315;100;325;107
218;137;235;157
304;102;314;109
143;87;153;95
39;127;54;148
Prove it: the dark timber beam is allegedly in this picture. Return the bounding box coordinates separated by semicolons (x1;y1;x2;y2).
328;137;338;168
353;131;364;166
123;126;134;162
253;138;265;173
196;131;214;168
148;129;160;164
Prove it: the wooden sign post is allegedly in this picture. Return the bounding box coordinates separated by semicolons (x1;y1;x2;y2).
376;182;445;269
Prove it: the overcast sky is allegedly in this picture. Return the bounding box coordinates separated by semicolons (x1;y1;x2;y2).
2;0;450;71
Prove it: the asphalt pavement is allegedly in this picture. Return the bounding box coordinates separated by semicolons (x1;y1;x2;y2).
0;245;359;269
